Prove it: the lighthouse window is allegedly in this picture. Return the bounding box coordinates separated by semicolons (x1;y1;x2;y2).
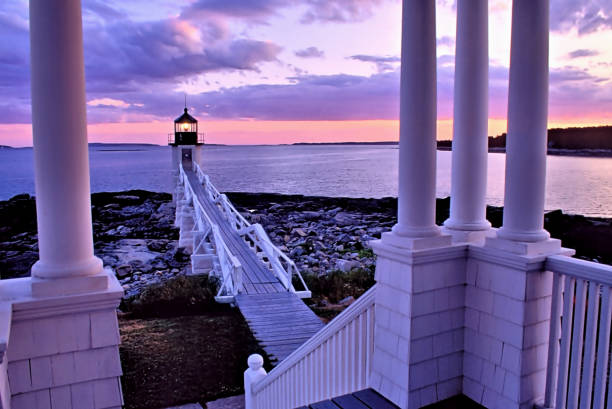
175;122;196;133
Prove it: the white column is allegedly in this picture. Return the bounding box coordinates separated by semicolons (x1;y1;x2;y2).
386;0;443;248
29;0;103;280
443;0;491;236
497;0;550;242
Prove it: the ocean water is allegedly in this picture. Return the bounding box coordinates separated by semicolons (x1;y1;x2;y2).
1;144;611;217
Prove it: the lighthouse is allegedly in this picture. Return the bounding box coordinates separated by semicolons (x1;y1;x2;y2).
169;106;204;172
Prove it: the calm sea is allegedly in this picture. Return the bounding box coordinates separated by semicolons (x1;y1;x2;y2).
1;144;611;217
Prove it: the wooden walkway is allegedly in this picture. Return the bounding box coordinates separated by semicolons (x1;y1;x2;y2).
236;292;324;362
186;170;286;294
184;168;324;363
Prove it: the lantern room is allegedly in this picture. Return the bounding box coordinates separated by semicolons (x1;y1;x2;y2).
170;107;204;146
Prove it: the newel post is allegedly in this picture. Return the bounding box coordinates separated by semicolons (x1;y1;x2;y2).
245;354;267;409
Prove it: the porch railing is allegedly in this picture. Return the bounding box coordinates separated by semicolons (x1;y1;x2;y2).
543;255;612;409
246;285;376;409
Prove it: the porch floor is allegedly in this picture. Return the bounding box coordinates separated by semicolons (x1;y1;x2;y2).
422;395;486;409
297;388;398;409
297;391;486;409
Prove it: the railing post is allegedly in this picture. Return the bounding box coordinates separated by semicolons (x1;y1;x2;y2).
245;354;267;409
234;259;243;294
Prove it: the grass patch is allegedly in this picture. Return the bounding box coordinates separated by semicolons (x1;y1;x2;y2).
298;267;376;321
120;309;268;409
119;275;271;409
120;275;221;318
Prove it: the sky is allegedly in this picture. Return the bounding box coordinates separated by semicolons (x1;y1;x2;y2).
0;0;611;146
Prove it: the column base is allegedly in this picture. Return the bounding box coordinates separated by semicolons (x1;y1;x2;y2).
496;226;550;243
382;230;451;250
443;218;491;232
485;236;561;256
441;225;495;245
31;256;103;281
31;269;109;297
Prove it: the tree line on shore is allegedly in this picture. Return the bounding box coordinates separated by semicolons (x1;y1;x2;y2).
437;125;612;150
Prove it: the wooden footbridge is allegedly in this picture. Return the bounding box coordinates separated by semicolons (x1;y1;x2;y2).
175;161;323;363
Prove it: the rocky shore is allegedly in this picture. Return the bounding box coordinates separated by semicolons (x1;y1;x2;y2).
1;191;611;300
226;192;612;272
0;191;191;298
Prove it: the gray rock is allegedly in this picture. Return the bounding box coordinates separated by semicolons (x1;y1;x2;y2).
294;228;308;237
290;247;305;257
335;259;360;272
115;264;132;278
115;195;140;201
302;211;321;220
339;296;355;306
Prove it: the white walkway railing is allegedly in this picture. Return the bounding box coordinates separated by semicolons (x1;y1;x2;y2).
543;255;612;409
192;163;310;298
179;164;242;301
181;163;311;300
238;223;310;296
246;286;376;409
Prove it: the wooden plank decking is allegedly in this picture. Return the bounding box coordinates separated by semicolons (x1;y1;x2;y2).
296;389;399;409
236;292;324;362
184;169;324;363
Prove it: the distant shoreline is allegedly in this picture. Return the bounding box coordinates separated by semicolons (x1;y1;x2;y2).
1;142;611;158
436;146;612;157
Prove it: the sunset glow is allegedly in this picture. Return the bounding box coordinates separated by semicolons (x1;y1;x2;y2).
0;0;610;146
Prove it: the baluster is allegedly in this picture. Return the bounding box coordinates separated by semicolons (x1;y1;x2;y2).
326;339;332;397
350;319;357;391
545;274;563;406
366;305;373;380
556;277;576;408
568;279;588;409
579;281;600;409
594;287;612;409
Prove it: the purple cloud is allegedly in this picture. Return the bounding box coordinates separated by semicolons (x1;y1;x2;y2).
300;0;386;24
437;36;455;47
349;54;401;73
567;49;600;59
201;72;398;120
182;0;287;19
184;0;389;24
551;0;612;34
83;18;281;90
295;47;325;58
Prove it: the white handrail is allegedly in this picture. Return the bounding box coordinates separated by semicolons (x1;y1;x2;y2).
543;255;612;409
212;224;242;298
545;254;612;286
248;286;376;409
